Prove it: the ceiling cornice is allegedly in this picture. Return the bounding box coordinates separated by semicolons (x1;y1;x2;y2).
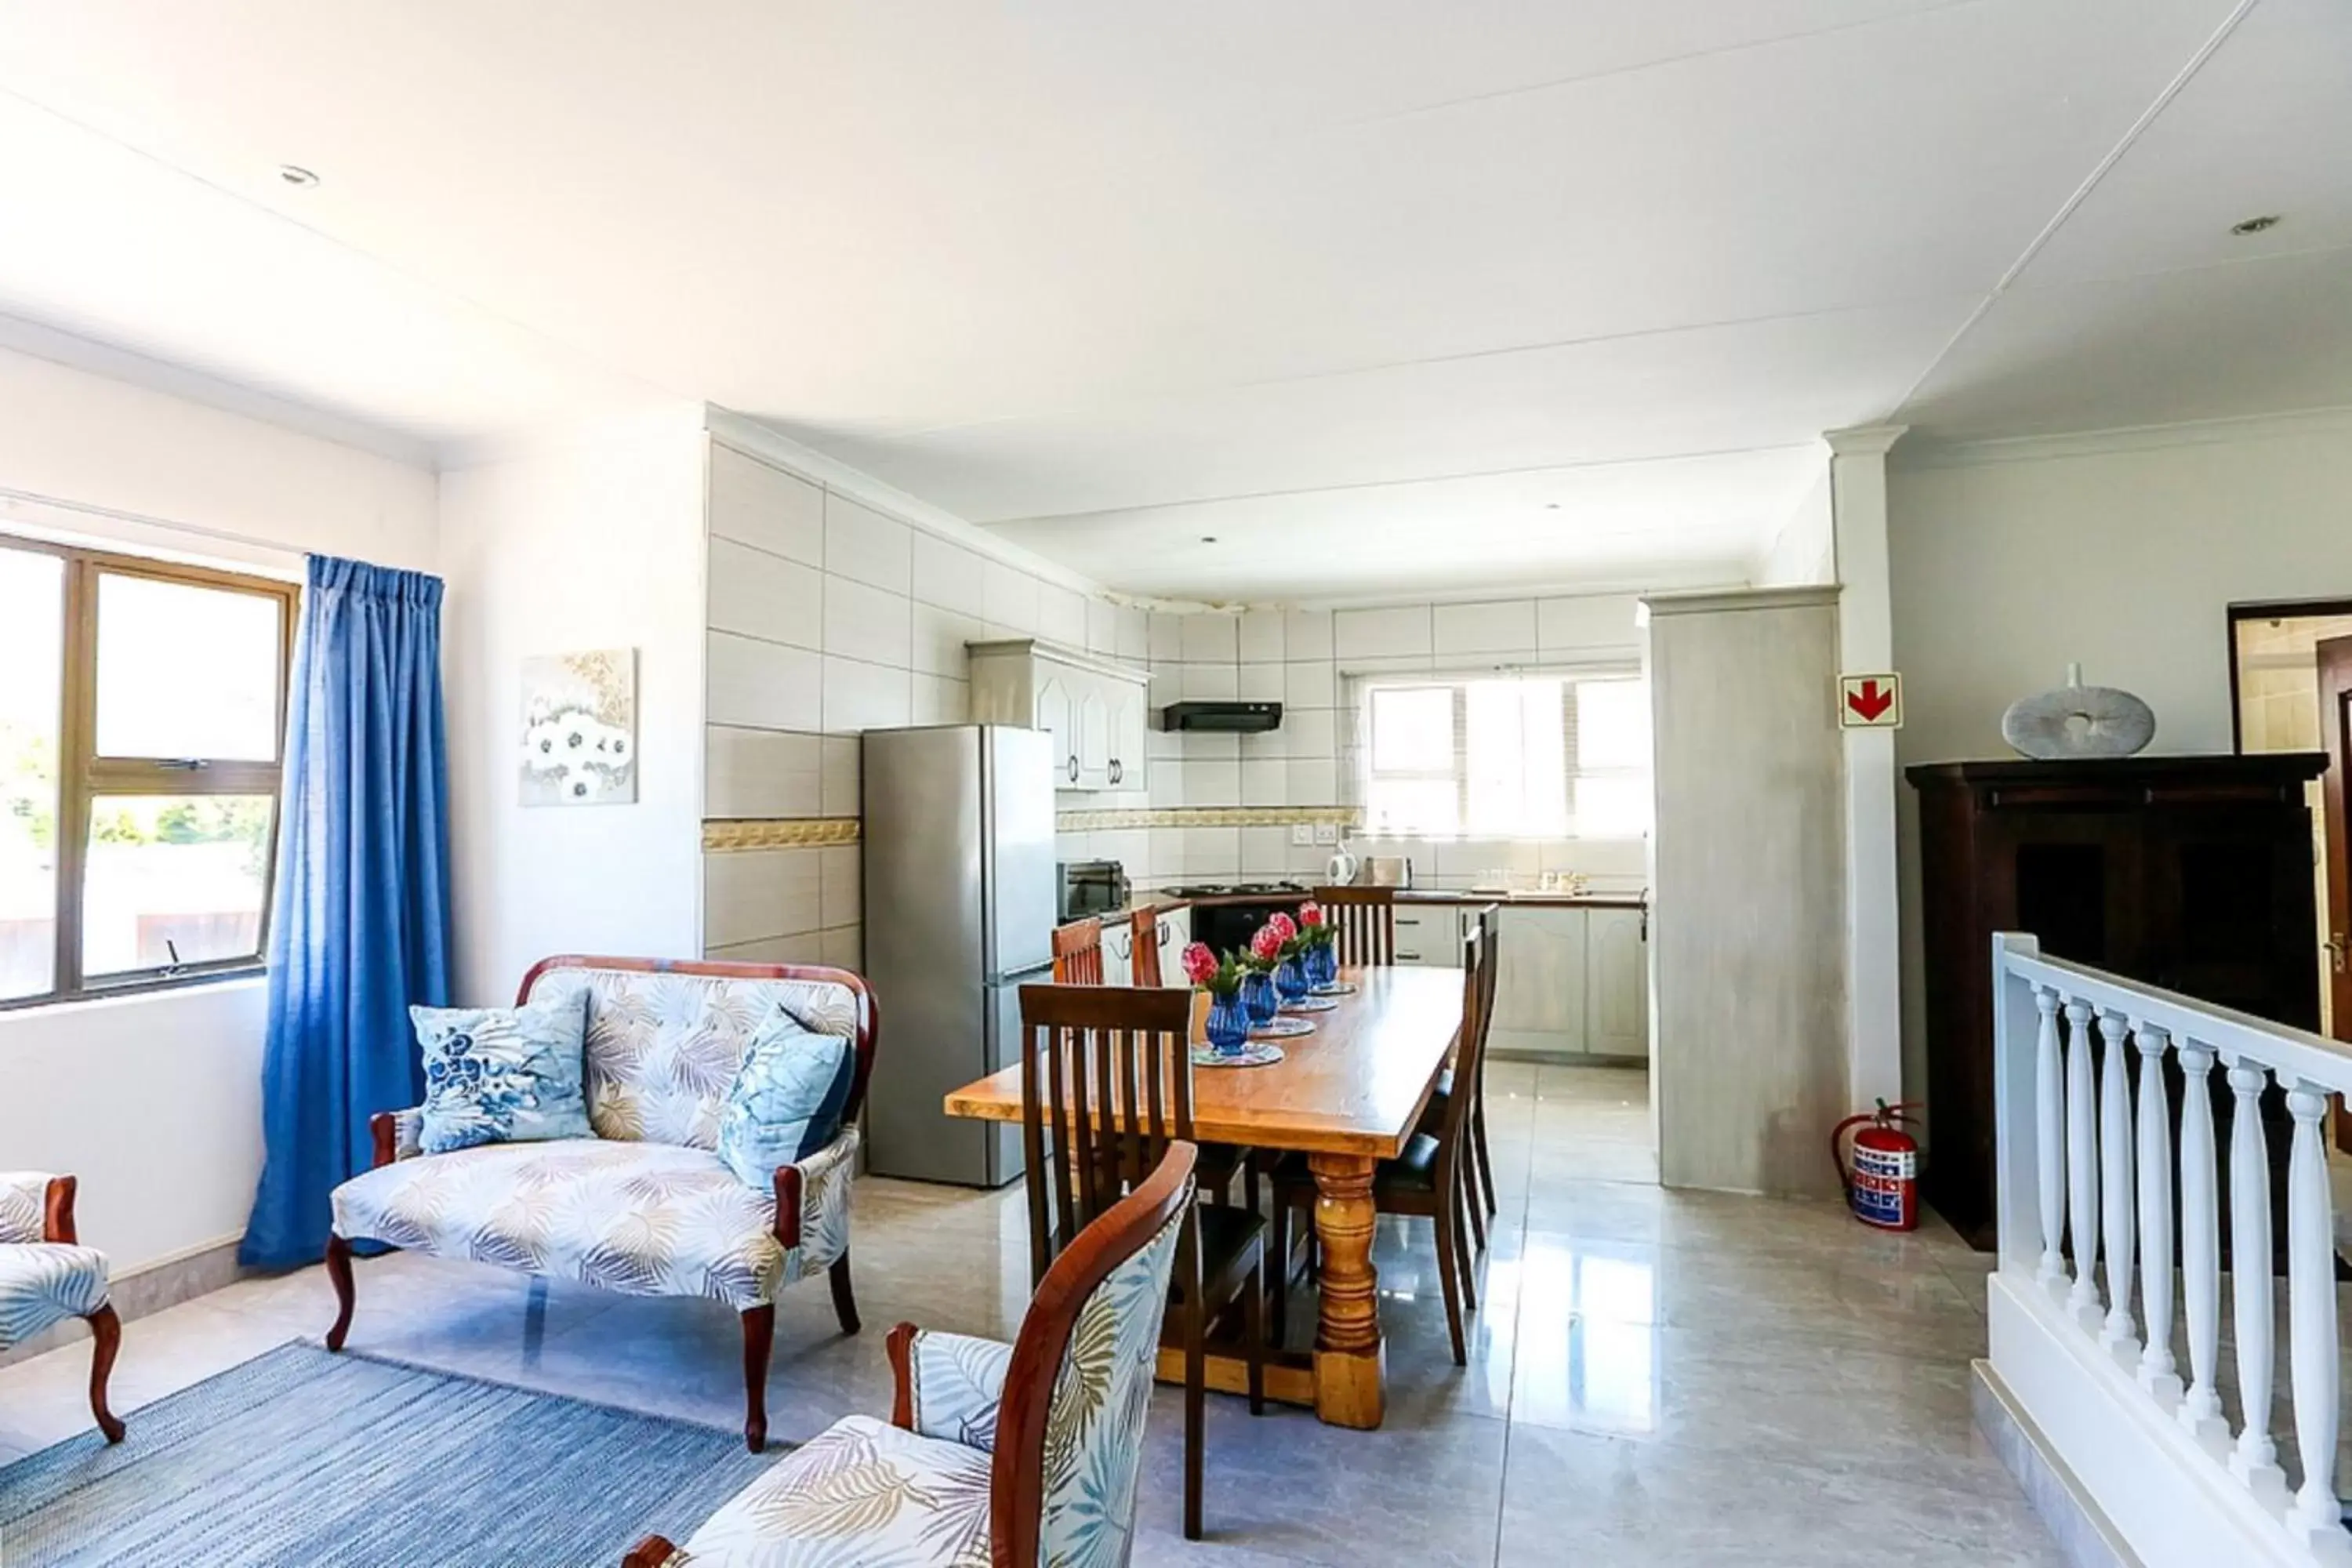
1823;423;1908;458
1893;404;2352;470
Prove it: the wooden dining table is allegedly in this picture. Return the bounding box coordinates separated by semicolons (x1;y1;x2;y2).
942;964;1464;1430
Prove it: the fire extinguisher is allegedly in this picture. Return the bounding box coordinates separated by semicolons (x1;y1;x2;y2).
1831;1099;1922;1232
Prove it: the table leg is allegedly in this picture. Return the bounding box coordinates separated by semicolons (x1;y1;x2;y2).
1308;1151;1385;1428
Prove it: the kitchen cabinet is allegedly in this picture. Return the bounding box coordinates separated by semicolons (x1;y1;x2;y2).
1490;906;1589;1058
1100;902;1189;987
1156;903;1190;982
967;638;1151;793
1392;903;1461;967
1582;906;1650;1060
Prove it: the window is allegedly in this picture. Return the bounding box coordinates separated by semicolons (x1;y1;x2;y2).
0;533;296;1007
1359;671;1651;839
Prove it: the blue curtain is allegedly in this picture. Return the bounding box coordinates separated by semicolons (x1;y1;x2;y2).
241;557;452;1269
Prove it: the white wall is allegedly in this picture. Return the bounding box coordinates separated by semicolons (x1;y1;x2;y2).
437;411;710;1003
1889;413;2352;1121
1753;465;1835;587
0;344;439;1274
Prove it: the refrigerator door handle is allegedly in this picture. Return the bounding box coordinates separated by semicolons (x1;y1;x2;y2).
991;958;1057;985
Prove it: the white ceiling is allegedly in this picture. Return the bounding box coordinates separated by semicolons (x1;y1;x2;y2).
0;1;2343;600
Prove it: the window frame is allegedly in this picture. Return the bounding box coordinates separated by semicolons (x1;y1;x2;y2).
0;530;297;1010
1352;664;1651;840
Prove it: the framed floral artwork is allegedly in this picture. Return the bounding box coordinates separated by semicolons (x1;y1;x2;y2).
520;648;637;805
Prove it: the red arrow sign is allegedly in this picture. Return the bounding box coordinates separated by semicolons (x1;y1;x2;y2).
1846;679;1895;722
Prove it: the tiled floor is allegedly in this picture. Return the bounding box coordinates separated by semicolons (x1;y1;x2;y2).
0;1063;2058;1564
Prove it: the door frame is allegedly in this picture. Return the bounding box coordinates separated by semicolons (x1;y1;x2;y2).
2226;597;2352;753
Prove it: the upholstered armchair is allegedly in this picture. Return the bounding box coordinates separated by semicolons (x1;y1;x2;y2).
0;1171;125;1443
622;1143;1198;1568
324;956;878;1451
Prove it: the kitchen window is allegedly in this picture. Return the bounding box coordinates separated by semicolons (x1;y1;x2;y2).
0;532;296;1007
1356;671;1651;839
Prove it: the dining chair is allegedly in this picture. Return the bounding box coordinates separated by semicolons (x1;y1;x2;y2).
1270;915;1494;1363
1016;983;1267;1541
1127;905;1163;986
1421;903;1502;1247
1312;884;1396;966
620;1144;1199;1568
1051;918;1104;984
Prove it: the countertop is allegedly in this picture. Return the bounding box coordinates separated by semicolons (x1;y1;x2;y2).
1393;888;1648;909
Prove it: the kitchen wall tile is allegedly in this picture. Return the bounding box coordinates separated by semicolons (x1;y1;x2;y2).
705;724;822;818
1287;757;1338;804
1038;583;1088;646
1284;608;1334;661
1183;757;1240;805
1334;604;1432;659
822;575;913;670
1148;828;1185;879
911;673;968;725
1434;599;1538;658
1241;757;1287;807
819;924;863;971
1098;829;1149;877
704;846;823;946
1285;709;1337;759
1183;827;1240;879
1240;726;1287;763
1342;652;1436;677
1180;662;1238;701
1085;598;1120;654
822;655;912;733
821;735;860;814
1238;662;1283;702
822;492;913;594
1148;612;1185;662
1240;826;1290;877
1537;593;1643;659
1148;760;1185;808
1116;605;1149;660
707;632;822;731
1238;609;1285;663
819;844;862;927
709;443;823;566
910;532;988;617
1147;720;1185;761
910;603;982;677
1181;614;1239;663
1284;660;1337;710
706;538;823;648
1184;731;1240;761
982;561;1040;633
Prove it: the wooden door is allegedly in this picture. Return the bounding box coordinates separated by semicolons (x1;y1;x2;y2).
2317;636;2352;1147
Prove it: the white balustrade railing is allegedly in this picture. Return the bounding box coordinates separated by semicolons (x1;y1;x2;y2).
1992;933;2350;1563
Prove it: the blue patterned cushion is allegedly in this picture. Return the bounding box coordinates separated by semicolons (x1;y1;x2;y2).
715;1008;854;1187
0;1242;110;1350
411;989;593;1155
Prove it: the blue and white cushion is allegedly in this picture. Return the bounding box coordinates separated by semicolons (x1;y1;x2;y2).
905;1330;1014;1451
714;1009;854;1188
672;1415;993;1567
0;1243;111;1351
0;1171;52;1245
411;989;593;1154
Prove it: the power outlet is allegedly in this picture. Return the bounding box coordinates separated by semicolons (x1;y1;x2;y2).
1313;823;1339;845
1290;823;1315;846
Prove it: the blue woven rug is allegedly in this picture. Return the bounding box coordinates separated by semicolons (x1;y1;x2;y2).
0;1341;779;1566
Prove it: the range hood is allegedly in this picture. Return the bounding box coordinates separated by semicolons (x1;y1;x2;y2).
1160;701;1283;733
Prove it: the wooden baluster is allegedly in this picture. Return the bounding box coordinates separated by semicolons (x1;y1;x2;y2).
2132;1024;2182;1403
2034;987;2066;1292
2063;998;2102;1331
2096;1011;2137;1361
2223;1056;2285;1497
2176;1040;2227;1446
2285;1080;2342;1543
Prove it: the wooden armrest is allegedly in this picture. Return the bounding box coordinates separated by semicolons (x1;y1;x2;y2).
771;1163;801;1250
620;1534;678;1568
44;1175;78;1245
886;1321;920;1431
368;1112;398;1170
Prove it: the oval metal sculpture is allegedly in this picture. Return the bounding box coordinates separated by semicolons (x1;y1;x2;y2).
2001;662;2155;759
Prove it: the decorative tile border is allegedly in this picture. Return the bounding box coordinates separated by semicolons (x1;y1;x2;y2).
702;816;862;851
1057;805;1362;832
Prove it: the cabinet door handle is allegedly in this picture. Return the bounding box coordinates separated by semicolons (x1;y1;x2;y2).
1067;754;1081;783
1109;758;1123;784
1398;950;1422;962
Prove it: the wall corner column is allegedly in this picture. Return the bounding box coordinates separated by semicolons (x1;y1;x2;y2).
1825;423;1907;1114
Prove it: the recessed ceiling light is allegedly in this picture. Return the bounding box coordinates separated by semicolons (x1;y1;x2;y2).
1544;503;1561;511
2230;214;2280;236
277;165;320;188
1200;535;1218;544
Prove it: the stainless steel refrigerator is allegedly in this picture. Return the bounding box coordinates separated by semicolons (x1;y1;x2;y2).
862;724;1055;1185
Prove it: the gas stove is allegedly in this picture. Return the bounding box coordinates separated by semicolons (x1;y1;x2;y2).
1166;880;1309;898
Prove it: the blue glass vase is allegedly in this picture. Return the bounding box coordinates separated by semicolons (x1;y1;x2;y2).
1205;991;1250;1056
1307;941;1338;989
1275;954;1309;1002
1242;970;1279;1025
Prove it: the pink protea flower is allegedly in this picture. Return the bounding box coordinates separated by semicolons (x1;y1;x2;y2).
1249;923;1285;963
1181;942;1218;985
1298;900;1324;927
1266;911;1298;943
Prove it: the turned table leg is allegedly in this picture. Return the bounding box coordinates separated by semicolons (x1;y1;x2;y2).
1308;1151;1385;1428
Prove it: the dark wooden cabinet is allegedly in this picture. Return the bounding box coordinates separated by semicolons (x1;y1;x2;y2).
1907;753;2327;1249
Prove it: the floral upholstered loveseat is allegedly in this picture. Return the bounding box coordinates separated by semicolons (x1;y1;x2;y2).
325;956;878;1450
